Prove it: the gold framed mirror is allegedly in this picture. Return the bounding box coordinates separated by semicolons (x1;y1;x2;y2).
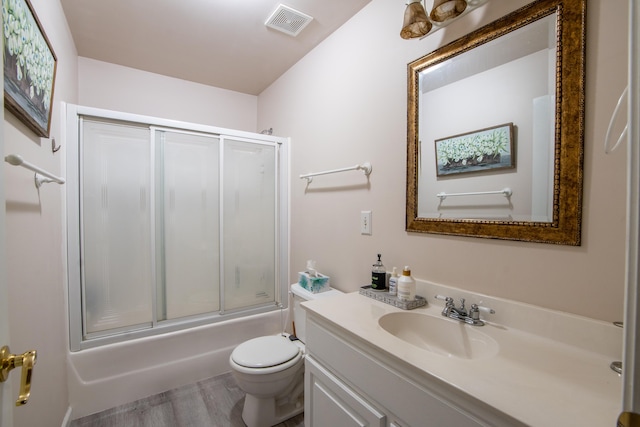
406;0;585;245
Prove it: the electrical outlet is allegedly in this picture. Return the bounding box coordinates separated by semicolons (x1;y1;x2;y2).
361;211;372;235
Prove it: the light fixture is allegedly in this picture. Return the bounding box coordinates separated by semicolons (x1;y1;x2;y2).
430;0;467;22
400;0;432;40
400;0;488;40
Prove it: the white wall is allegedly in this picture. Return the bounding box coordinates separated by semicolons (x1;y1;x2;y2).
77;57;259;132
3;0;78;426
258;0;629;322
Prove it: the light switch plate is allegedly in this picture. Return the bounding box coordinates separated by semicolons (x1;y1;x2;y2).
361;211;372;235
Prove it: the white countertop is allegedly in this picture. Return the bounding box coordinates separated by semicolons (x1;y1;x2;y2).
302;290;622;427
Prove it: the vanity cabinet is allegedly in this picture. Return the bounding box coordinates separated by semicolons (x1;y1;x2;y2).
304;313;523;427
306;356;386;427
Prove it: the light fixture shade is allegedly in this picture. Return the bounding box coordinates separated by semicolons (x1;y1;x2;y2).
430;0;467;23
401;0;432;40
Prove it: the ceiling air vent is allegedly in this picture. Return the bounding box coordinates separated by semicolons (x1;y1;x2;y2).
265;4;313;37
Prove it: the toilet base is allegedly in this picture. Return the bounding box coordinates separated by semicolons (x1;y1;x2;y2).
242;393;304;427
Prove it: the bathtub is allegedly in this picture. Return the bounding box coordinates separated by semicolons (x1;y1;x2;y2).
67;310;282;419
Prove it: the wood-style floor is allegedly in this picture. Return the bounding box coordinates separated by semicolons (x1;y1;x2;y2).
70;372;304;427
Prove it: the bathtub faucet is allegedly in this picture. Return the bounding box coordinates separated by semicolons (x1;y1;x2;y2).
435;295;495;326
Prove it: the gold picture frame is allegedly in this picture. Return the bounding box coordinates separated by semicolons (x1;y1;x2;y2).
3;0;57;138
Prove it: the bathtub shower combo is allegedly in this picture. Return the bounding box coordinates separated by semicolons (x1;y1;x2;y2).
64;104;289;418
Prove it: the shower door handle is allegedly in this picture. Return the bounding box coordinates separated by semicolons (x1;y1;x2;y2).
0;345;37;406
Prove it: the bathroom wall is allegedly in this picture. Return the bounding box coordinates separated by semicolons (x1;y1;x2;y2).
257;0;629;322
77;57;259;133
3;1;78;426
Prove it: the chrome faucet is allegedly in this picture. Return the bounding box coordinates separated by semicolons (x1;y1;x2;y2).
435;295;495;326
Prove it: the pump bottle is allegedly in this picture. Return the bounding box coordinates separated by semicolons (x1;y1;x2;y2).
371;254;386;290
397;266;416;302
388;267;398;296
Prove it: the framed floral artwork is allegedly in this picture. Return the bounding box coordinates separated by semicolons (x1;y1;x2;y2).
434;123;515;177
3;0;57;138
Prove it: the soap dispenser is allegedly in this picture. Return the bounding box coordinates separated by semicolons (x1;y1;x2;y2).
371;254;386;290
397;266;416;302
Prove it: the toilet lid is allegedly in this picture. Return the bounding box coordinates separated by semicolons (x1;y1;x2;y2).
231;335;300;368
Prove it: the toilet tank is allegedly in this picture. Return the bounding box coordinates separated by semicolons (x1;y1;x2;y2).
290;283;343;343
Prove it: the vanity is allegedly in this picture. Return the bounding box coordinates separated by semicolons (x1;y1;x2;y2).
302;282;622;426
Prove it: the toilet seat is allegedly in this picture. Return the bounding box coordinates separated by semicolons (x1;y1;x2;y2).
231;335;301;373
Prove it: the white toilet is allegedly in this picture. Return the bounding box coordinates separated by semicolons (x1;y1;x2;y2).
229;283;342;427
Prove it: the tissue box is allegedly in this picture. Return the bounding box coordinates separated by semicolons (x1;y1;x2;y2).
298;272;330;293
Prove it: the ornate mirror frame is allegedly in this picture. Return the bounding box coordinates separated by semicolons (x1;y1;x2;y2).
406;0;586;245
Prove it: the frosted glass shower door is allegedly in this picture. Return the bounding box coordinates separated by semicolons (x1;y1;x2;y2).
68;104;289;349
158;130;220;320
81;120;153;335
223;138;277;311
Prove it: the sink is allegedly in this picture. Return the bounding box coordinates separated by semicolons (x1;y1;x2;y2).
378;312;499;359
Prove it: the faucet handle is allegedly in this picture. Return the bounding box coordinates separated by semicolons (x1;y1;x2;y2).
475;304;495;315
435;294;454;305
435;295;455;318
469;304;495;322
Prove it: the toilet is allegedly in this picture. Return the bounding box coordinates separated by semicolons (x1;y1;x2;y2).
229;283;343;427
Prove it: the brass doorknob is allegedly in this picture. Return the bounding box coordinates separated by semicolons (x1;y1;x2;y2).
0;345;37;406
619;412;640;427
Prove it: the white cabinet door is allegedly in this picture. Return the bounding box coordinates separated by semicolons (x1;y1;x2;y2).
305;356;386;427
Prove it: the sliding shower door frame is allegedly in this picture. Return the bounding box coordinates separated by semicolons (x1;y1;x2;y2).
65;103;290;351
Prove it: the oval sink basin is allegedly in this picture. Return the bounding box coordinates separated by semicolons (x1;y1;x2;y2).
378;312;499;360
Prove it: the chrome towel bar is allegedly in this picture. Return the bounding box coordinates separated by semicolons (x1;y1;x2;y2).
300;162;372;183
437;188;512;201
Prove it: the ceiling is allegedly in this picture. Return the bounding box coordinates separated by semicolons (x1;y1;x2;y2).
60;0;372;96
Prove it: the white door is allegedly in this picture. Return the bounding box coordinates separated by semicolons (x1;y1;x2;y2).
622;0;640;419
0;39;13;426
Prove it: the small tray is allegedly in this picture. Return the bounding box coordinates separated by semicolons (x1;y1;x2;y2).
359;285;427;310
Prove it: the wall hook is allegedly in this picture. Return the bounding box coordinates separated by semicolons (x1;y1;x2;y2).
51;138;61;153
